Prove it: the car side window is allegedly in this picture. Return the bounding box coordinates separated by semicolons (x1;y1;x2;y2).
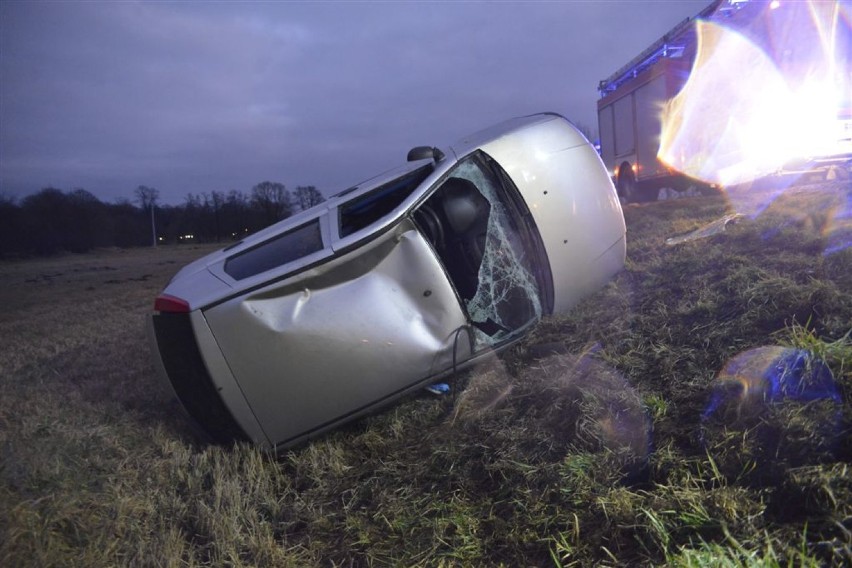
338;164;432;238
224;220;323;281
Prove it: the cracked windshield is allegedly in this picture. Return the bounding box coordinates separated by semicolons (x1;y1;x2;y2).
461;160;542;347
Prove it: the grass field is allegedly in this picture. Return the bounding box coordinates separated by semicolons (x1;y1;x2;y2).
1;179;851;567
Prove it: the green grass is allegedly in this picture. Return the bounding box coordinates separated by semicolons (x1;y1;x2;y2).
1;178;851;566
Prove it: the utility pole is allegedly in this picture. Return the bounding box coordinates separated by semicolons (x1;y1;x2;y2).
150;202;157;247
134;185;159;247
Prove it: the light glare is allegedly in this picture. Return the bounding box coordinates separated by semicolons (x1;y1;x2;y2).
658;1;851;186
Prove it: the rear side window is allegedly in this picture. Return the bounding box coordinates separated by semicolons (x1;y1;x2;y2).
338;165;432;238
224;221;323;281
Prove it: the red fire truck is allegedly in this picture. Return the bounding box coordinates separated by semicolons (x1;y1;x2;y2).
596;1;721;202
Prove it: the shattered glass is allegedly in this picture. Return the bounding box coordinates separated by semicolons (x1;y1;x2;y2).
452;160;542;346
665;213;745;246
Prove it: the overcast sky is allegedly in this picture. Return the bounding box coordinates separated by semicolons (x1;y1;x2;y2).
1;0;710;205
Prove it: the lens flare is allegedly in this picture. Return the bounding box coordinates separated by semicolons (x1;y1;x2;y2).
701;346;842;477
550;348;652;478
824;187;852;254
703;346;839;420
454;343;653;480
659;0;851;186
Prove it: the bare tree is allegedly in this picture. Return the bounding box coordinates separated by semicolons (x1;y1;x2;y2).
251;181;292;226
205;191;225;242
222;190;248;237
294;185;325;211
0;192;21;256
134;185;159;210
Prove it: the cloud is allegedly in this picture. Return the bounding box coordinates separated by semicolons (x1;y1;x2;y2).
1;0;709;204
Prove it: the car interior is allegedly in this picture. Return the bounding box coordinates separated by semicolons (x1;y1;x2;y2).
413;159;542;347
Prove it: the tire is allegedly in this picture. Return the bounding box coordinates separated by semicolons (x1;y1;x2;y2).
617;166;638;203
618;167;657;203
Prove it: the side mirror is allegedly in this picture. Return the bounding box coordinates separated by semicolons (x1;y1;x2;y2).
407;146;446;162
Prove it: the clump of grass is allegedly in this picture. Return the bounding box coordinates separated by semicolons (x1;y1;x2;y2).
666;527;825;567
644;393;670;422
776;320;851;380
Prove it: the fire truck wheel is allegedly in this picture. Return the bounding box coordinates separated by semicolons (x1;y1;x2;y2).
618;168;637;202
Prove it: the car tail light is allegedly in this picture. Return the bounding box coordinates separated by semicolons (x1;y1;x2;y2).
154;294;190;313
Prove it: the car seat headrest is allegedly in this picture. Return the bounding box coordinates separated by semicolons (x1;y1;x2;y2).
440;178;488;234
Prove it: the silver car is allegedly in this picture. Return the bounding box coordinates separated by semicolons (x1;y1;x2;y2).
149;113;626;451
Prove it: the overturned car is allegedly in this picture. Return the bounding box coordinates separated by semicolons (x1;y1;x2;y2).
149;113;626;451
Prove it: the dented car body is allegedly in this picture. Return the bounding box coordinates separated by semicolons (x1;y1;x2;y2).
149;113;626;451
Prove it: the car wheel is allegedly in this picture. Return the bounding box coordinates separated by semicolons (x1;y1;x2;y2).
618;167;642;203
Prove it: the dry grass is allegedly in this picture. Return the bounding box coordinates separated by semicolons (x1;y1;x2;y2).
1;177;851;566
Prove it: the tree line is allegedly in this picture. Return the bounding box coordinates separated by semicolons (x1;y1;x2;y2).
0;182;325;257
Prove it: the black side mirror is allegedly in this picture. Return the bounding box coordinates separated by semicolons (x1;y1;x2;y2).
407;146;446;162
